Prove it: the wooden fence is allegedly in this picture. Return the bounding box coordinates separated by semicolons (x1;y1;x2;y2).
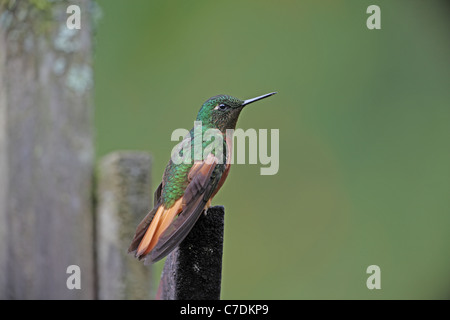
0;0;223;300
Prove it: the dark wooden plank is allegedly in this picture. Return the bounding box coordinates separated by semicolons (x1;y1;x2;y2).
157;206;225;300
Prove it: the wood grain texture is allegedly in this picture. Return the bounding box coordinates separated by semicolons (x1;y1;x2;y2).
96;151;153;300
0;0;94;299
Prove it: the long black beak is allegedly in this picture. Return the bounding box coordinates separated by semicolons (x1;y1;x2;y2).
242;92;277;106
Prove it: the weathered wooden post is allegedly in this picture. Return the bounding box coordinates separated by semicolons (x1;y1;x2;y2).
0;0;224;300
96;151;153;299
157;206;225;300
0;0;95;299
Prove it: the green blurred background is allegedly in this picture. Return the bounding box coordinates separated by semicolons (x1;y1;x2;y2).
94;0;450;299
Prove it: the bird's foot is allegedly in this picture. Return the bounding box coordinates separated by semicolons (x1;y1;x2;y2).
203;199;212;215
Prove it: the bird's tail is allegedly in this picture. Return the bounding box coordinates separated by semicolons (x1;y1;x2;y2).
128;198;183;262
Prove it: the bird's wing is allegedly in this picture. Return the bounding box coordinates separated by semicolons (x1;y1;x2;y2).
154;181;163;205
150;153;225;263
128;154;225;264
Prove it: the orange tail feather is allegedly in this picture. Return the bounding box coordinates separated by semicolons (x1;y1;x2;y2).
136;198;184;258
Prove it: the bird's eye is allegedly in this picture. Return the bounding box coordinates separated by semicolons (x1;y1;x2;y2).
215;103;229;111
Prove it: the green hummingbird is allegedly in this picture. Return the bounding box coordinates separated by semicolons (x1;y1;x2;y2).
128;92;277;263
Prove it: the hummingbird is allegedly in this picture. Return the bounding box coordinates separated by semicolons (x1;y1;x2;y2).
128;92;277;264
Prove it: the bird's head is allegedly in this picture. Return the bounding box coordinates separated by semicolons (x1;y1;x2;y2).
196;92;277;132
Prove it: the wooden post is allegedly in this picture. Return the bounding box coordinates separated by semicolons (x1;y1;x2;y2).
157;206;225;300
0;0;94;299
96;151;153;299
